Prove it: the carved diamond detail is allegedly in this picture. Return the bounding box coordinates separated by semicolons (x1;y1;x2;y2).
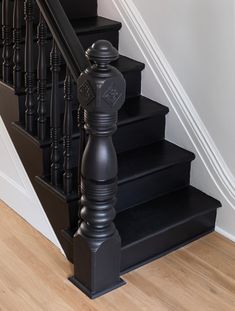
78;80;95;105
103;84;122;107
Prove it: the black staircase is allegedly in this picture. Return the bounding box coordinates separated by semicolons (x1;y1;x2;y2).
0;0;221;299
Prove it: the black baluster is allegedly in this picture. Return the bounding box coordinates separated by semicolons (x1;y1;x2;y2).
13;0;22;93
63;68;73;195
77;105;86;225
50;40;61;186
37;13;47;141
69;40;126;298
24;0;36;134
2;0;12;83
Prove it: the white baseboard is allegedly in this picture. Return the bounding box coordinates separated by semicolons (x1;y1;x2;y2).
215;226;235;243
0;170;39;230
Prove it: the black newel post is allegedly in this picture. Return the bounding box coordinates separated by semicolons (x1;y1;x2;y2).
69;40;126;299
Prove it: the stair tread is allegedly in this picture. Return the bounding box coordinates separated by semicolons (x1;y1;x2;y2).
112;55;145;73
70;16;122;34
115;186;221;247
118;141;195;184
118;96;169;125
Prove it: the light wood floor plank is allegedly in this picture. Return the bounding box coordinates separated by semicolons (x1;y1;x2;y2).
0;200;235;311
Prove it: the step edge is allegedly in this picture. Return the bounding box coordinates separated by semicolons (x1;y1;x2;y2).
120;227;215;274
118;157;194;185
116;184;190;213
120;205;219;250
72;18;122;34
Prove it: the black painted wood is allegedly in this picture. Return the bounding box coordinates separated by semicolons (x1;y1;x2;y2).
35;0;90;81
24;0;36;134
37;12;47;141
116;141;195;211
63;68;73;195
13;0;22;93
60;0;97;20
58;186;221;272
50;39;61;186
70;41;126;298
115;186;221;272
77;105;85;226
2;0;12;83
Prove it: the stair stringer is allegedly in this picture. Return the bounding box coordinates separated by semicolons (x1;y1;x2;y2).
0;84;61;249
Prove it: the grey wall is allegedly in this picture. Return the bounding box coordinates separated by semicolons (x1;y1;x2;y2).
134;0;235;176
99;0;235;240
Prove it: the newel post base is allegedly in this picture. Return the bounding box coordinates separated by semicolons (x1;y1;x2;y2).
69;40;126;298
69;231;125;299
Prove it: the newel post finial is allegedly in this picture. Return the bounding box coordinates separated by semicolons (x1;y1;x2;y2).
69;40;126;298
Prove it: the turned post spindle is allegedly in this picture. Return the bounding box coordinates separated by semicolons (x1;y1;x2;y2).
13;0;22;93
24;0;36;134
77;104;86;224
70;40;126;298
2;0;12;83
37;13;47;141
63;68;73;195
50;40;61;186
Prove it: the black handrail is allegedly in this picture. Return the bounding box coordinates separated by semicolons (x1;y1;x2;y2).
36;0;90;81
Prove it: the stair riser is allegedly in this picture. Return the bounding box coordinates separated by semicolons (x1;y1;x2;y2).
114;116;166;153
116;162;191;212
60;0;98;19
120;210;217;273
124;71;142;98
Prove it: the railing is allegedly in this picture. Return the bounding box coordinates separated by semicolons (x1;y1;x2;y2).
1;0;126;298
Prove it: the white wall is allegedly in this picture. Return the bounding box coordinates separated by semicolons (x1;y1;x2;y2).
0;117;61;249
98;0;235;241
134;0;235;176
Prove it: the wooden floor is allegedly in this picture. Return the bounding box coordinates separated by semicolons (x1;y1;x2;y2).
0;201;235;311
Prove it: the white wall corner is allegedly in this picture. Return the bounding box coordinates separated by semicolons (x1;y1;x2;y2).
98;0;235;241
0;117;63;251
